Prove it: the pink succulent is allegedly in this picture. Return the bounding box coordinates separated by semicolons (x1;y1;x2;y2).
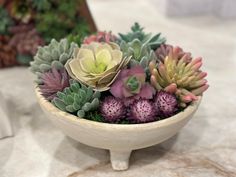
110;66;155;106
39;68;70;101
83;31;117;44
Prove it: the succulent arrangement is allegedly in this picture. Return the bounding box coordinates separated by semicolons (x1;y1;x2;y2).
31;23;209;124
0;0;95;68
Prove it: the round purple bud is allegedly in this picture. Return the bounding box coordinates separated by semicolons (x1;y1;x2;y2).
100;96;125;123
129;99;156;123
154;91;178;118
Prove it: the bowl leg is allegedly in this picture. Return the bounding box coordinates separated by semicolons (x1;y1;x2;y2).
109;150;132;171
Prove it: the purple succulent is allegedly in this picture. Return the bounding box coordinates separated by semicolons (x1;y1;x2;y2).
129;99;156;123
100;96;126;123
110;66;155;106
39;68;70;101
154;91;178;118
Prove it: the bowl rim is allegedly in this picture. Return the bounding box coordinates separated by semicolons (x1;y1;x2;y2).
35;87;202;131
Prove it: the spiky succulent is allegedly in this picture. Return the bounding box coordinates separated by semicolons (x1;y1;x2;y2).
39;67;70;101
149;46;209;107
129;99;156;123
119;22;166;50
154;91;178;118
52;80;100;118
120;39;157;73
155;44;192;63
100;96;125;123
30;38;77;84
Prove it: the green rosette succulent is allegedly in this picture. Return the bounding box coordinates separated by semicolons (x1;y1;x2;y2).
52;80;100;118
30;38;77;83
119;23;166;50
65;42;131;91
120;39;157;73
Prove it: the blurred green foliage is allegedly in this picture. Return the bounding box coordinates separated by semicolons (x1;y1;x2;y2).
35;0;91;43
0;6;13;34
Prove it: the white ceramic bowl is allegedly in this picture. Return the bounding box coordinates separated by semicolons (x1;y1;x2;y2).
35;88;201;170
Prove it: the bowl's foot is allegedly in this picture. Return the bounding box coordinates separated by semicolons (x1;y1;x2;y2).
109;150;132;171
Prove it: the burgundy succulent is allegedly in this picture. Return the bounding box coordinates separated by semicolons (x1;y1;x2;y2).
100;96;125;123
155;44;192;63
129;99;156;123
9;25;44;56
39;68;70;101
83;31;117;44
110;66;155;106
154;91;178;118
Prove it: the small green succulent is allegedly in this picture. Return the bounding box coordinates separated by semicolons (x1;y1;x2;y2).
35;0;91;42
52;80;101;118
30;38;77;83
119;22;166;50
120;39;157;73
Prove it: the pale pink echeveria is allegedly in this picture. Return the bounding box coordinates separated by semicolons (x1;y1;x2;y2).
110;66;155;105
83;31;117;44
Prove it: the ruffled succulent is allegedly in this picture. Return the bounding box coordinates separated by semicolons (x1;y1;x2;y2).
110;66;155;105
52;80;100;118
128;99;156;123
83;31;117;44
154;91;178;118
39;67;70;101
65;42;131;91
155;44;192;63
100;96;125;123
119;22;166;50
120;39;157;73
149;46;209;107
30;38;77;84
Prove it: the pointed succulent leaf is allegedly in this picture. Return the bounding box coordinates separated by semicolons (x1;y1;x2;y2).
73;102;81;110
90;98;99;109
77;110;85;118
66;105;75;112
51;60;64;69
52;98;66;111
82;103;91;112
92;91;101;99
39;64;51;72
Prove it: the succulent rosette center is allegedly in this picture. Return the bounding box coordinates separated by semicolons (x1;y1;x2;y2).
65;42;130;91
110;65;155;101
125;76;141;94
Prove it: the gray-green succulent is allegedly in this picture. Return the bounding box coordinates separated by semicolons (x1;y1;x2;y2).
29;38;77;83
52;80;101;118
120;39;157;73
118;23;166;50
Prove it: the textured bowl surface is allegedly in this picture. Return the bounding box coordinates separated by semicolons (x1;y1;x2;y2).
35;87;201;151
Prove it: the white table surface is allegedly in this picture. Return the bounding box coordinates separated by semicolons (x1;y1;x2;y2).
0;0;236;176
